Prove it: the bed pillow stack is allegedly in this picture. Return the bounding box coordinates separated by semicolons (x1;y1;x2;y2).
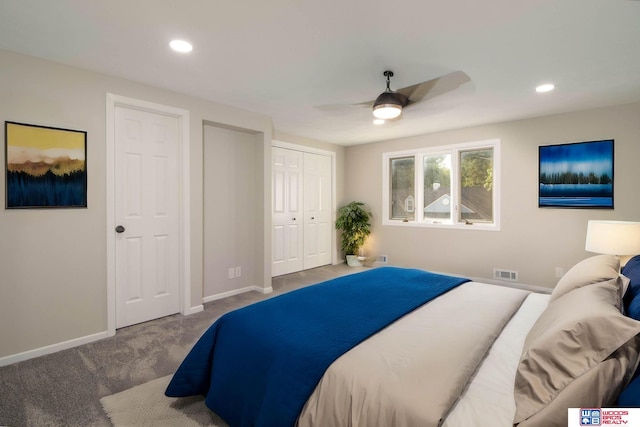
513;255;640;427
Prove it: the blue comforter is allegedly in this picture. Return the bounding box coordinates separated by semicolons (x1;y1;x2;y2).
166;266;469;427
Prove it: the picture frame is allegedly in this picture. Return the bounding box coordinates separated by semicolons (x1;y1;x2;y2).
5;121;87;208
538;139;614;209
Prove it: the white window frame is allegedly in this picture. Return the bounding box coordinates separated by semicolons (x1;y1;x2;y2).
382;139;501;231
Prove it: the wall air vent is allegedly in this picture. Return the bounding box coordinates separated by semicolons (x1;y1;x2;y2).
493;268;518;282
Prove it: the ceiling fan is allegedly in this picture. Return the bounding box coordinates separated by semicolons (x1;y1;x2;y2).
371;70;471;121
317;70;471;122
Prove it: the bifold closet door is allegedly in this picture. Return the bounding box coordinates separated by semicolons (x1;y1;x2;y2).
272;147;304;276
303;152;332;270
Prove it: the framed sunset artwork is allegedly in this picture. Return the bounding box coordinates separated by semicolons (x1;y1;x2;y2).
5;121;87;208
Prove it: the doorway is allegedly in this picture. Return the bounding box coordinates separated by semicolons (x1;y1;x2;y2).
106;94;191;332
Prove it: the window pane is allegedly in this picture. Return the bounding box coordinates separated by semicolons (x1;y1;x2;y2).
390;157;414;220
460;148;493;223
423;154;451;221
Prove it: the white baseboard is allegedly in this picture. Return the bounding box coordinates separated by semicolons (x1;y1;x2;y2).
0;330;112;367
183;304;204;315
468;275;553;294
203;285;273;303
253;285;273;294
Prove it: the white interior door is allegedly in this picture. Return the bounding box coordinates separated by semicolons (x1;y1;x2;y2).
272;147;304;276
303;152;332;269
114;106;180;328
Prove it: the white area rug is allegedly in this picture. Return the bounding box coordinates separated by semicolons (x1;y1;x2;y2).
100;375;229;427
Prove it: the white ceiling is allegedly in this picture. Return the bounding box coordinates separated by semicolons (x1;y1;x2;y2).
1;0;639;146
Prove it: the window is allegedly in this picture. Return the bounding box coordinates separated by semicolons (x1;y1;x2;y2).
460;148;493;223
390;157;414;220
423;153;452;222
383;139;500;230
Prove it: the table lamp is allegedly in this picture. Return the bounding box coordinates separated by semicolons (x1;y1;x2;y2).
585;220;640;267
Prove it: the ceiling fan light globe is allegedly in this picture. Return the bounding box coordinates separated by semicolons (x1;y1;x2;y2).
372;90;406;119
373;104;402;119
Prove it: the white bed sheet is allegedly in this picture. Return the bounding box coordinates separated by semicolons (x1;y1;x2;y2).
442;292;550;427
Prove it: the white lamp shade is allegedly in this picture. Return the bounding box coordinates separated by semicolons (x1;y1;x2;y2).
585;220;640;256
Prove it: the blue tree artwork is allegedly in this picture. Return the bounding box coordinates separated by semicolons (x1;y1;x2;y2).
539;139;614;208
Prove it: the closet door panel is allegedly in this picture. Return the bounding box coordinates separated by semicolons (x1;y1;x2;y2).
272;147;303;276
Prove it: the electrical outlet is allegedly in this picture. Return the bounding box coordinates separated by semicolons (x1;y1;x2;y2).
235;266;242;277
377;255;388;263
228;267;235;279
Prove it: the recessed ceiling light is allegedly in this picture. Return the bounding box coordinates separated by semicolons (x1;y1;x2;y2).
169;39;193;53
535;83;555;93
373;119;385;125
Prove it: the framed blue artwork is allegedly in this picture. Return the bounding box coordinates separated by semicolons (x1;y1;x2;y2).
539;139;614;209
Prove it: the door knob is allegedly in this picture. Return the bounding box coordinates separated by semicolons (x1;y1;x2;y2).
311;217;315;220
292;217;296;221
115;225;125;233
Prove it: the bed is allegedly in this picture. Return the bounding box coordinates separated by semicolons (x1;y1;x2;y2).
166;255;640;427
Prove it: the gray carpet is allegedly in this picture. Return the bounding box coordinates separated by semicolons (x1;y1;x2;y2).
0;264;360;427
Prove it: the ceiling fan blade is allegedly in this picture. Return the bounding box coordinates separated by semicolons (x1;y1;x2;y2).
315;102;372;112
397;70;471;106
315;70;471;119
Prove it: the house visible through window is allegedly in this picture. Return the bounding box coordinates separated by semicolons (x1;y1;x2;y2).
383;139;500;230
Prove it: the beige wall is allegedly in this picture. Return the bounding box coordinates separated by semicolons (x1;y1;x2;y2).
0;49;272;360
203;125;263;298
344;102;640;288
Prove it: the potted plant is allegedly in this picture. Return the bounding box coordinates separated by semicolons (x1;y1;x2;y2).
335;201;373;266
